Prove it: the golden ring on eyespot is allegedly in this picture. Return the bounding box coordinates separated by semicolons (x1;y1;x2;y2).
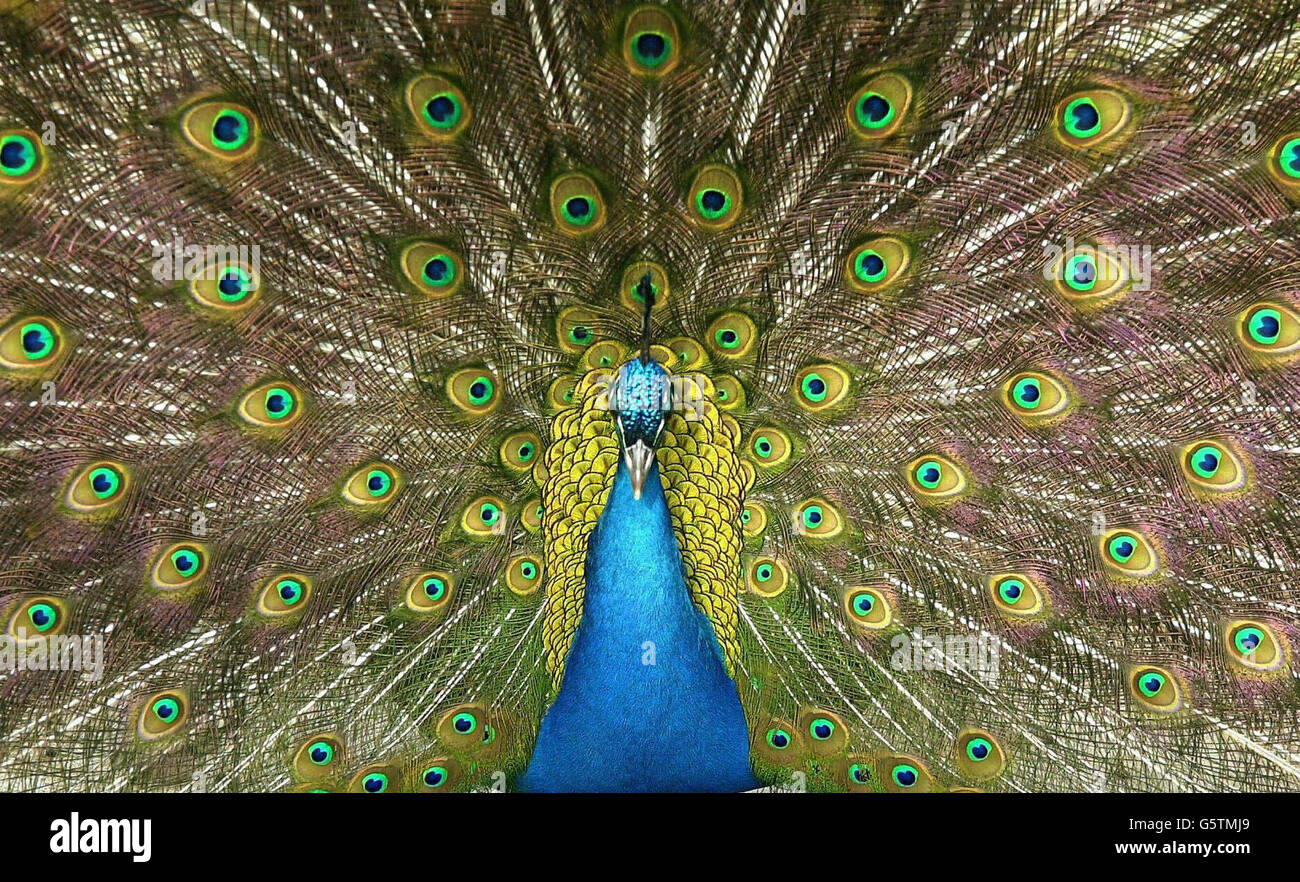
341;463;401;506
846;72;913;140
843;586;892;631
746;556;790;597
137;689;189;740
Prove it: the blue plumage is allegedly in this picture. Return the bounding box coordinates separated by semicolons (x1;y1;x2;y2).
519;459;757;793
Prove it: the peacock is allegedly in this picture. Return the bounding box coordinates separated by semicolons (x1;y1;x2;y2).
1;0;1299;795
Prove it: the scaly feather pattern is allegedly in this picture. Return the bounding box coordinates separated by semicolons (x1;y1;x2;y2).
0;0;1299;792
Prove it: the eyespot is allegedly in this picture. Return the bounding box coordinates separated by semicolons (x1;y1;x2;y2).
847;72;912;139
687;164;743;230
843;586;892;631
8;596;69;641
405;570;454;614
179;100;259;160
521;498;543;534
705;312;758;359
663;336;707;371
989;572;1047;619
748;426;793;467
437;702;495;752
351;765;399;793
756;719;802;764
798;708;847;756
1100;528;1160;578
507;554;544;596
462;496;506;537
1224;620;1286;674
1268;132;1300;191
499;431;542;472
1051;243;1129;304
63;460;130;517
846;756;874;791
293;733;345;781
624;5;680;75
1128;665;1185;713
0;315;65;370
1054;88;1132;149
149;542;208;591
446;367;501;416
256;573;312;620
794;497;843;539
620;261;670;312
237;380;304;431
955;730;1006;780
844;236;911;293
1002;371;1071;422
405;73;471;140
137;690;188;740
400;241;465;298
740;501;766;538
1236;301;1300;358
556;306;601;354
186;259;261;313
582;340;627;371
747;556;790;597
418;758;460;792
906;453;968;500
550;172;606;235
706;375;745;413
793;363;850;411
0;129;45;184
881;757;934;792
341;463;401;506
1179;440;1247;493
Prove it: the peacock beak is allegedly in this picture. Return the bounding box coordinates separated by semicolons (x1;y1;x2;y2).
624;439;655;500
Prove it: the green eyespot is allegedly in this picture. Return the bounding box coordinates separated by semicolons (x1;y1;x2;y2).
1129;665;1184;712
1237;302;1300;360
63;461;130;518
0;130;44;183
406;73;471;140
847;72;912;140
447;367;501;415
1;315;65;370
1100;528;1160;578
137;690;188;740
687;164;743;230
1224;620;1285;674
256;573;312;619
747;556;790;597
907;453;968;501
845;236;911;293
624;6;680;75
1053;88;1132;149
237;380;305;432
507;554;544;595
150;542;209;591
462;496;506;537
179;100;260;161
400;242;466;298
341;463;401;507
550;172;607;235
406;570;455;614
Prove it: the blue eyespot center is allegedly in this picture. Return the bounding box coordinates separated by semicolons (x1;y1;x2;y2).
212;112;244;144
0;139;29;169
636;32;666;59
565;197;590;219
1070;101;1099;133
426;95;456;123
424;257;449;282
861;94;890;123
700;189;726;212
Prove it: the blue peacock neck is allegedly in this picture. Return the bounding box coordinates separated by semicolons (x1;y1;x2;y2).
519;457;757;792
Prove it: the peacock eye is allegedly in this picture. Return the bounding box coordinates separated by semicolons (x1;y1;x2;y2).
1181;441;1248;493
989;573;1047;619
999;578;1023;603
624;6;680;74
955;730;1006;779
452;712;477;734
1237;302;1300;358
361;773;389;793
1129;665;1183;712
849;763;871;784
422;765;449;788
795;498;843;538
256;573;312;619
1224;620;1285;673
276;578;304;606
706;312;757;358
1002;370;1071;422
1065;253;1096;291
218;265;253;301
0;130;42;180
405;73;471;139
461;496;506;537
21;322;54;358
620;261;669;312
0;317;62;368
138;689;188;740
747;556;790;597
765;727;791;749
1272;134;1300;181
844;586;892;631
151;542;208;590
550;172;606;234
906;453;968;500
851;592;874;615
1053;88;1132;148
422;253;456;288
180;100;259;160
88;466;121;499
965;737;992;762
481;503;500;525
793;364;850;410
688;164;743;230
425;577;448;601
500;431;541;471
237;380;305;431
366;469;392;497
844;237;911;293
308;740;334;766
846;72;912;139
341;463;401;506
447;367;501;415
891;763;919;788
808;717;835;741
1100;528;1159;577
507;555;543;595
748;427;792;467
1052;244;1128;304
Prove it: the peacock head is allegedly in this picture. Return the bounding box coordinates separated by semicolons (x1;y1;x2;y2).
606;356;672;500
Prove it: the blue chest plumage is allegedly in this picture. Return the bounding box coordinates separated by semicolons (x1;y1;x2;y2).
519;461;757;792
